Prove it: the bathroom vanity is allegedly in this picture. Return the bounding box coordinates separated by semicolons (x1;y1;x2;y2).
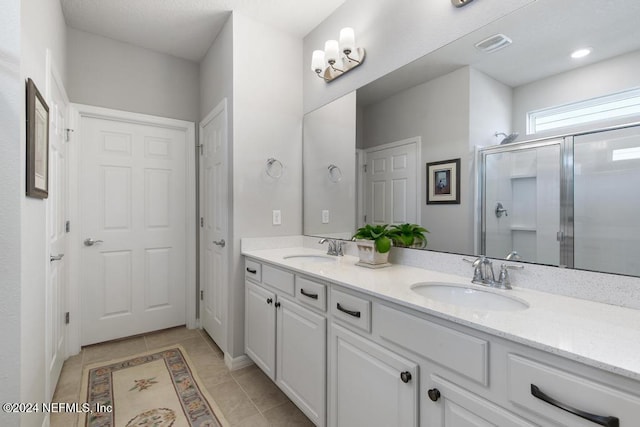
243;243;640;427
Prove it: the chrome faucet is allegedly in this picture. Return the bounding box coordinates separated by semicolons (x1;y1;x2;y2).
464;255;524;290
505;250;521;260
319;238;344;256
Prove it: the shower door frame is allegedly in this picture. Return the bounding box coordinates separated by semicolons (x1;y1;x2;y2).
478;137;574;268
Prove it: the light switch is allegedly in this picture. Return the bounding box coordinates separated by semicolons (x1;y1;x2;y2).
272;210;282;225
322;210;330;224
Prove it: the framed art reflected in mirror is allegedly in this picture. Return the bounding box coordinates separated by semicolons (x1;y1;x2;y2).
426;158;460;205
26;78;49;199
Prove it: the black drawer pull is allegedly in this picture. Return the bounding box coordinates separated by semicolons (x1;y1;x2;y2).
336;303;361;318
266;298;273;305
300;288;319;299
246;267;257;274
530;384;619;427
400;371;412;383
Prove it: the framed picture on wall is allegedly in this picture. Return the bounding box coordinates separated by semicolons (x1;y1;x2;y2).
426;158;460;204
26;78;49;199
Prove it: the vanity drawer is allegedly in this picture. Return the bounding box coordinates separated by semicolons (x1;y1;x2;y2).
245;259;262;282
262;264;294;296
330;288;371;333
375;304;488;386
295;276;327;312
507;354;640;426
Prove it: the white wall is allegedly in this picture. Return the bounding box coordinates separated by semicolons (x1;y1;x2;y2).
20;0;67;426
199;13;302;360
304;91;356;236
362;67;472;253
513;50;640;138
67;27;200;122
200;14;233;120
303;0;534;113
0;1;22;426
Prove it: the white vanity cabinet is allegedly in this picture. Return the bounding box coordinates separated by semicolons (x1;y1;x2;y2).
328;286;418;427
243;254;640;427
244;260;326;426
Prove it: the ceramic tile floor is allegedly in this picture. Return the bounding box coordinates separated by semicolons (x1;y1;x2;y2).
50;326;314;427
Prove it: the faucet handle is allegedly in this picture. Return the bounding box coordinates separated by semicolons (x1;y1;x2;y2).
336;241;345;256
497;263;524;289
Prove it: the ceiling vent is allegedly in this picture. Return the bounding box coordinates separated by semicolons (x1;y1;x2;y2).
474;34;512;53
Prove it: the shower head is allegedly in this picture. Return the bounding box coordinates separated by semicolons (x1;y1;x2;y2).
495;131;519;145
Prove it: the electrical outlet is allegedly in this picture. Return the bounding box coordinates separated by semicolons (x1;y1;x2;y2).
272;210;282;225
322;210;330;224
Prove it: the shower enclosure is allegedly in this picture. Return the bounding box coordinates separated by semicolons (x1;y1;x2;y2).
479;123;640;277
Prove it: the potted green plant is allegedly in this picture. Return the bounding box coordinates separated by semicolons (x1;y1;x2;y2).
388;223;429;248
352;224;393;266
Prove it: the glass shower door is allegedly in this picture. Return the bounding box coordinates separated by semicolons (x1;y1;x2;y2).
574;126;640;276
483;141;562;265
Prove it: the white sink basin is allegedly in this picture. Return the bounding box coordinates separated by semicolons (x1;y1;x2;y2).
283;254;337;263
411;282;529;311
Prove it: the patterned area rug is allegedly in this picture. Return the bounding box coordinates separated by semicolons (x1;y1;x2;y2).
79;345;229;427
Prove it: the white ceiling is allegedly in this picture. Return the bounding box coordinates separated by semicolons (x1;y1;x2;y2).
60;0;347;62
358;0;640;106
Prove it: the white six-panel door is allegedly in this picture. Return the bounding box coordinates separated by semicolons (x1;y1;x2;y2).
80;112;190;345
200;99;229;351
46;56;68;398
364;138;420;226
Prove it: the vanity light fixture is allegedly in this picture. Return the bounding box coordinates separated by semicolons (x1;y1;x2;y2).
311;27;366;83
451;0;475;7
571;47;592;59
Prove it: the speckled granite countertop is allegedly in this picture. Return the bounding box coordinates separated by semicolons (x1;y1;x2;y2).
242;246;640;381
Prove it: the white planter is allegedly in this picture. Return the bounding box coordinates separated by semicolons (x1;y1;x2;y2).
355;239;391;266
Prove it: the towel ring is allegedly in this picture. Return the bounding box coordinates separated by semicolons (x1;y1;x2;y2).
328;164;342;182
266;158;284;179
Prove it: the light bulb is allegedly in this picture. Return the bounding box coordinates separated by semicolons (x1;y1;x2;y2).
324;40;340;65
311;50;325;73
339;27;355;55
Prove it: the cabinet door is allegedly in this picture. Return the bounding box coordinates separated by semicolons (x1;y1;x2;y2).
425;375;536;427
329;324;418;427
245;281;276;379
277;298;326;426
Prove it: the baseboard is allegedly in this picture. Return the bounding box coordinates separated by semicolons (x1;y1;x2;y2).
224;353;254;371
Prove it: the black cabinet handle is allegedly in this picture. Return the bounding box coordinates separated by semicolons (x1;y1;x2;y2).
400;371;412;383
336;303;361;318
275;302;281;308
246;267;257;274
300;288;319;300
266;298;273;305
427;388;441;402
531;384;619;427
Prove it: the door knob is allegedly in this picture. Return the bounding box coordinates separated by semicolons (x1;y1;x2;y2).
50;254;64;262
213;239;226;248
84;238;104;246
400;371;412;383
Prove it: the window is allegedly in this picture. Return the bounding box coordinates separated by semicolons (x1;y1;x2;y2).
527;88;640;135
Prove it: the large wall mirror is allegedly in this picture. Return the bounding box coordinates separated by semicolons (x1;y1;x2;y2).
303;0;640;277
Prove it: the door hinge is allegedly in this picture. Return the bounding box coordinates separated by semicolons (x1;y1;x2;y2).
557;231;564;242
196;144;204;155
200;290;204;301
364;214;367;222
200;217;204;227
363;164;367;173
65;312;70;324
65;220;71;233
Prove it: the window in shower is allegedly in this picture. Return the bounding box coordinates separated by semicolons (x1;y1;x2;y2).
527;87;640;135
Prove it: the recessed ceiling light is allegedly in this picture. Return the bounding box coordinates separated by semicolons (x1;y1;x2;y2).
571;48;592;59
